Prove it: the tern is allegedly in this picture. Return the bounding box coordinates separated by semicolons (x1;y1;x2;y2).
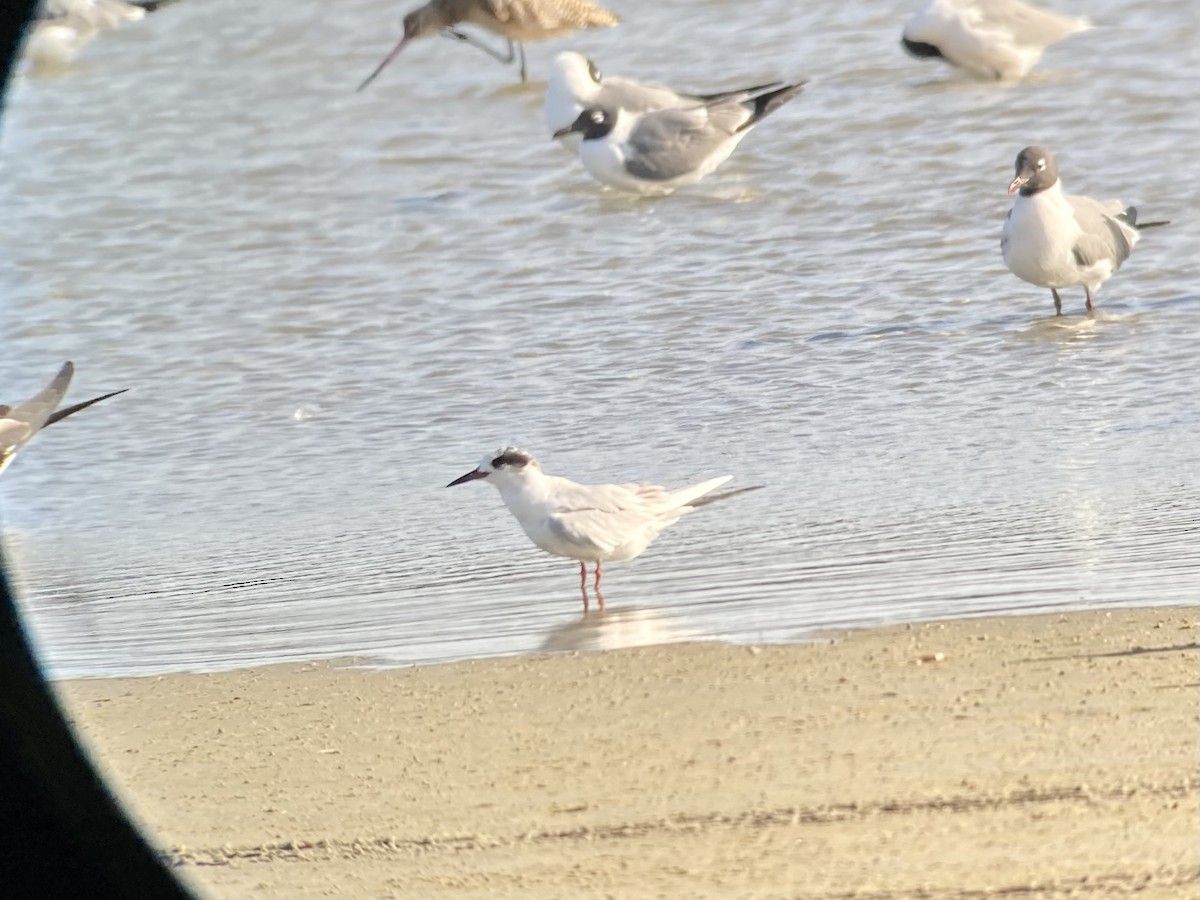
552;81;806;196
1001;146;1169;315
447;447;760;612
545;51;785;153
356;0;620;90
901;0;1090;81
25;0;181;72
1;362;127;476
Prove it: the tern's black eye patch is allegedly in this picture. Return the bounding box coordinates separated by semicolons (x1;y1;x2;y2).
492;450;530;469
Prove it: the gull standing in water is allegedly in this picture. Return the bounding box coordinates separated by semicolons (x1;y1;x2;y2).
1;362;126;476
552;81;805;196
901;0;1090;81
447;448;760;612
1001;146;1169;315
24;0;181;72
545;51;785;152
356;0;620;90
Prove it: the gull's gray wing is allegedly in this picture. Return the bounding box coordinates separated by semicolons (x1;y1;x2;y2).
623;106;737;181
687;81;787;104
1;361;73;475
599;76;687;112
600;76;786;113
976;0;1089;46
1069;195;1134;269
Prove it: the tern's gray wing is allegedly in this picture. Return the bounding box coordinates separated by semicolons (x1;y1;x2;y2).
976;0;1089;45
1068;195;1134;269
546;482;660;554
45;388;128;426
39;0;126;25
37;0;165;27
0;361;73;475
623;107;737;181
37;0;73;19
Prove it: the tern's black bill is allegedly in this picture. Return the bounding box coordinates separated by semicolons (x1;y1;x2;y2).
446;468;488;487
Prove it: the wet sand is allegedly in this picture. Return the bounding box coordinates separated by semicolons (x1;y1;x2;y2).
56;607;1198;899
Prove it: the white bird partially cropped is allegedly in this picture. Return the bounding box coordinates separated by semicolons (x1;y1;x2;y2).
552;81;805;196
1001;145;1168;315
1;361;126;476
545;51;785;153
24;0;181;72
901;0;1090;81
447;447;759;611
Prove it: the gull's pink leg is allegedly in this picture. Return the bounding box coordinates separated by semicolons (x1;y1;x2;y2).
594;562;606;612
1085;287;1095;313
579;561;589;613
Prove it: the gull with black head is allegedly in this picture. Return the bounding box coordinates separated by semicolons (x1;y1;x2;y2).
901;0;1090;81
356;0;620;90
1001;145;1169;315
552;81;806;196
545;51;786;153
447;448;760;612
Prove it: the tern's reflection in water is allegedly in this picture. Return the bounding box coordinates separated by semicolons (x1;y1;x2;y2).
538;605;704;654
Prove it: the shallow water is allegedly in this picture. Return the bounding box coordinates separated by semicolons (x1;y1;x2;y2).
1;0;1197;679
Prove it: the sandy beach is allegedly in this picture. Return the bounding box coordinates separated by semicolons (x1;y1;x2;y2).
55;607;1198;899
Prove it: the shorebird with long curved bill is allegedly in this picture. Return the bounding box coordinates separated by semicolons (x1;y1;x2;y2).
1;362;127;476
553;81;805;196
356;0;620;90
1001;146;1169;315
25;0;182;72
447;448;760;612
545;51;786;152
901;0;1090;81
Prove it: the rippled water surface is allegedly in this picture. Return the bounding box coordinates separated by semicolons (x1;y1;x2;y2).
2;0;1197;679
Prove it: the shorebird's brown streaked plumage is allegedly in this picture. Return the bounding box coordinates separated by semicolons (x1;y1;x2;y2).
356;0;620;90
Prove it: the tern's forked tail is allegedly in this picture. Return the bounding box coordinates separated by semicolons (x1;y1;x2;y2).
688;484;764;509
